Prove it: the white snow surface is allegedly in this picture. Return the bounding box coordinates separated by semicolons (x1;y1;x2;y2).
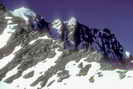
0;82;17;89
5;16;13;20
29;35;51;45
0;45;21;70
0;19;18;49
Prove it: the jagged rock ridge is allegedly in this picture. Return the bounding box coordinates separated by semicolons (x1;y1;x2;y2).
0;3;133;89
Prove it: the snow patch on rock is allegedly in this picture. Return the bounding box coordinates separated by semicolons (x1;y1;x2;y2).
125;51;131;59
51;19;63;34
29;35;50;45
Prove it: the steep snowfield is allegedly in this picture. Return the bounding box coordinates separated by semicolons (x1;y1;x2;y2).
0;45;21;69
0;16;17;48
0;7;133;89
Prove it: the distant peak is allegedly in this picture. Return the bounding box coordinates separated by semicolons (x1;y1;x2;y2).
11;7;36;24
52;19;63;30
67;17;77;26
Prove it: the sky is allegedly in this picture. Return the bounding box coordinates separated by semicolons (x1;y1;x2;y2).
1;0;133;53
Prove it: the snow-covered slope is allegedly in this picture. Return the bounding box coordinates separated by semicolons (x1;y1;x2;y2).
0;5;133;89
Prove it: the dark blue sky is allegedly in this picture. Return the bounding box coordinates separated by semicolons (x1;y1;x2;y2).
1;0;133;53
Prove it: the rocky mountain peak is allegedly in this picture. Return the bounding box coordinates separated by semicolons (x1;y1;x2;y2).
0;4;133;89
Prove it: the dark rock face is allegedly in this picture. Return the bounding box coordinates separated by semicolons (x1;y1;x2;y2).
23;71;34;79
0;3;7;35
0;3;6;15
0;3;6;10
78;64;92;76
57;70;70;82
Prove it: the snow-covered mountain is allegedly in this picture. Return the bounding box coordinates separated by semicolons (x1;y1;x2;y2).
0;4;133;89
